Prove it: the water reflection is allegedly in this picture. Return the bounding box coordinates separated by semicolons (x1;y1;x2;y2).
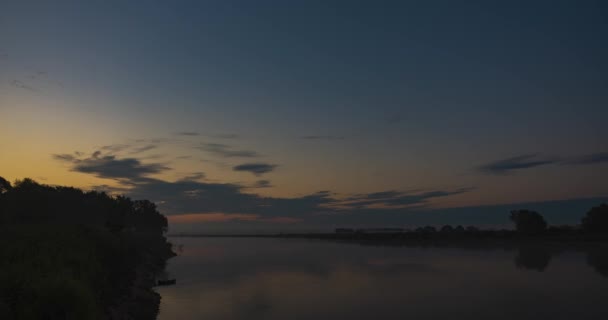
157;238;608;320
587;248;608;277
514;245;553;272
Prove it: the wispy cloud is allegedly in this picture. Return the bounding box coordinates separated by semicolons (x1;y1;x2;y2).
233;163;278;176
100;144;131;153
478;152;608;175
175;131;200;136
210;133;239;139
300;135;345;141
9;79;37;91
251;180;273;188
564;152;608;165
198;143;259;158
130;144;157;154
477;154;557;175
180;172;206;181
335;188;474;210
175;132;239;139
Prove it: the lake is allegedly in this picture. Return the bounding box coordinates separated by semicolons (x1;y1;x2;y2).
157;237;608;320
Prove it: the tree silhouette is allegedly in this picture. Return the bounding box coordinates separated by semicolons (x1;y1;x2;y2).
440;225;454;233
581;203;608;233
0;176;174;319
0;176;11;193
465;226;479;232
510;210;547;235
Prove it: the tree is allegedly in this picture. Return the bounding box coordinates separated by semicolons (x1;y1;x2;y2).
0;176;11;194
582;203;608;233
440;225;454;233
510;210;547;235
465;226;479;233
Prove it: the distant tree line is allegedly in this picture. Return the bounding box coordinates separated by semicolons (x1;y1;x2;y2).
331;204;608;237
0;177;174;319
509;204;608;235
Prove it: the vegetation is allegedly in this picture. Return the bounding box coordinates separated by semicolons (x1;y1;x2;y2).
241;203;608;243
509;209;547;235
582;203;608;233
0;177;174;320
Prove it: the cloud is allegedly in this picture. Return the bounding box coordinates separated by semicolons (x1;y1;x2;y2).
50;147;474;228
198;143;259;158
251;180;273;188
9;79;36;91
124;178;335;219
300;135;345;141
477;154;557;175
335;188;474;210
100;144;131;153
169;213;259;223
168;213;300;224
181;172;206;181
175;131;200;136
175;132;239;139
565;152;608;165
53;154;77;162
130;144;157;154
233;163;278;176
122;173;473;223
53;152;170;181
478;152;608;175
210;133;239;139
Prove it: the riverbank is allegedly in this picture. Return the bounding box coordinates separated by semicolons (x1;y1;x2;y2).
0;224;175;320
0;178;174;319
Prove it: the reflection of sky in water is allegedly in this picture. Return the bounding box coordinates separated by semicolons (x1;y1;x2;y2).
157;238;608;320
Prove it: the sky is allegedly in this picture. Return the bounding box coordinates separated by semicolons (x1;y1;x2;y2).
1;0;607;233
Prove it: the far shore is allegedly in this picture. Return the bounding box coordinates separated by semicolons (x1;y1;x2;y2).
167;231;608;248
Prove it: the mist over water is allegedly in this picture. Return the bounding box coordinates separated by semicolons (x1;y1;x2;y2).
157;237;608;320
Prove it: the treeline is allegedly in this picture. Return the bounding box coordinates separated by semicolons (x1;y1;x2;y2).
269;203;608;245
331;204;608;237
0;177;174;320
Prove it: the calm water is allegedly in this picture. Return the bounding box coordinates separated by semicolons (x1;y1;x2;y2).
157;237;608;320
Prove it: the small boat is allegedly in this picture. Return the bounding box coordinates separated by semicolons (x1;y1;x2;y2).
157;279;176;286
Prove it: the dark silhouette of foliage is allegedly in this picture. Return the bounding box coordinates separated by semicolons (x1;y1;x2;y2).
582;203;608;233
510;210;547;235
0;176;174;319
0;176;11;193
415;226;437;234
465;226;480;232
440;225;454;233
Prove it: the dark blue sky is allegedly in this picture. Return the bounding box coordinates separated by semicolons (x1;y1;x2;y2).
1;1;607;231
